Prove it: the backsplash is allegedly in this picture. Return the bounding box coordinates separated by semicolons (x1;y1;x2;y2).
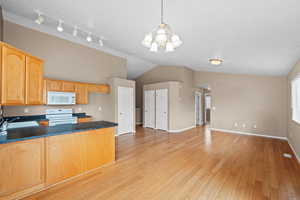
3;93;114;122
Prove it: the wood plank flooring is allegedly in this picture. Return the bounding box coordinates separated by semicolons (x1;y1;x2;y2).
24;126;300;200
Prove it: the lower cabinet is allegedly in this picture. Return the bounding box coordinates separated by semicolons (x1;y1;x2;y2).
0;128;115;199
45;128;115;185
0;138;45;199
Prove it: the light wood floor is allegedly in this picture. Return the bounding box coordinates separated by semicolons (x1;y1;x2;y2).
24;126;300;200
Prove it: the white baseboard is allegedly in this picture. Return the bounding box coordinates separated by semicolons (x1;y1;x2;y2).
168;126;196;133
287;139;300;164
210;128;287;140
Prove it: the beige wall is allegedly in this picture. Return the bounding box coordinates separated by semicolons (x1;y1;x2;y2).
3;21;127;121
136;66;196;130
194;71;287;137
287;61;300;158
136;66;287;137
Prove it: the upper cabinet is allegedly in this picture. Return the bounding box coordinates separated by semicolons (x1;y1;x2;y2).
62;81;75;92
75;83;88;104
46;79;62;92
25;56;44;105
0;43;44;106
45;79;110;105
1;45;26;105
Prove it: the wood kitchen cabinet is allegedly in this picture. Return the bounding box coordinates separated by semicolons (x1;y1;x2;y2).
45;128;115;185
78;117;92;123
45;132;86;185
0;42;44;106
0;127;115;199
45;79;63;92
25;56;44;105
1;44;26;105
87;83;110;94
75;83;88;104
0;138;45;199
62;81;76;92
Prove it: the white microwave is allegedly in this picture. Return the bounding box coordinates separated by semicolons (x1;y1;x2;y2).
47;91;76;105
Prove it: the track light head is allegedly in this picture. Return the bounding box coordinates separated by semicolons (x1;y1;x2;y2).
35;11;44;25
72;26;78;37
86;33;92;42
57;20;64;32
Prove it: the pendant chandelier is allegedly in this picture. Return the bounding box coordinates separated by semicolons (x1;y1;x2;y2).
142;0;183;52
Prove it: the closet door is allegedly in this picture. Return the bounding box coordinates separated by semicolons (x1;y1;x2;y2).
155;89;168;131
144;90;155;128
118;87;134;135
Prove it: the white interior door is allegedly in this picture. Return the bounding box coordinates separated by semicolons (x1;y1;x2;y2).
144;90;155;128
118;87;134;135
155;89;168;131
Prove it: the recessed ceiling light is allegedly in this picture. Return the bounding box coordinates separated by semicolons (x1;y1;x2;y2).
209;58;223;65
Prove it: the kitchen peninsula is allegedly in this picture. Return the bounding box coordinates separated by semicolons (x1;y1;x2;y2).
0;121;117;200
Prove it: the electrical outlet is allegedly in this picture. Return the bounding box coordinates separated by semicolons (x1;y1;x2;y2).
24;108;29;113
242;123;246;128
78;107;82;112
234;122;238;127
253;124;257;129
98;106;102;111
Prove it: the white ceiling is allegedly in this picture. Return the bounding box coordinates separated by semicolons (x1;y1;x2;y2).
1;0;300;77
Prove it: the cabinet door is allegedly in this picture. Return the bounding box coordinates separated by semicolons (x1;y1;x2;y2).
0;138;45;197
1;45;26;105
75;83;88;104
45;133;86;185
46;79;62;92
62;81;75;92
88;84;110;94
25;56;44;105
85;128;115;171
78;117;91;123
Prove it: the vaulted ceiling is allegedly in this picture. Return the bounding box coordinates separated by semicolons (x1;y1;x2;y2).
1;0;300;78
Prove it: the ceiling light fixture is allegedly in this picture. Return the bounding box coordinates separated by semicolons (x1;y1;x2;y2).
209;58;223;65
35;11;44;25
57;20;64;32
142;0;182;52
72;26;78;37
86;32;92;42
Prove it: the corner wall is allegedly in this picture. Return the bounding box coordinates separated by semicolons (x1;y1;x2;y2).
194;71;287;137
287;61;300;160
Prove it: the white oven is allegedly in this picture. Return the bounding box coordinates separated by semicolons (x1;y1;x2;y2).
47;91;76;105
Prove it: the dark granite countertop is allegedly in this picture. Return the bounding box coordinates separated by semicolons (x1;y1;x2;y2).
4;113;92;122
0;121;117;144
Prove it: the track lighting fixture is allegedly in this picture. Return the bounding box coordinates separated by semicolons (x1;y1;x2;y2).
99;39;104;46
33;10;105;46
57;20;64;32
86;33;92;42
35;11;44;25
72;26;78;37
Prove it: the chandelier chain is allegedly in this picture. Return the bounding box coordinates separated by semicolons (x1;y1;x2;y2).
161;0;164;24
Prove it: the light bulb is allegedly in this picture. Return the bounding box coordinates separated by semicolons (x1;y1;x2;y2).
150;42;158;52
166;42;174;52
171;35;182;48
57;20;64;32
72;26;78;37
86;33;92;42
35;13;44;25
142;34;153;48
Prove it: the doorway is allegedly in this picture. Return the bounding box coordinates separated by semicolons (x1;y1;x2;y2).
204;94;211;124
195;92;203;126
117;87;134;135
